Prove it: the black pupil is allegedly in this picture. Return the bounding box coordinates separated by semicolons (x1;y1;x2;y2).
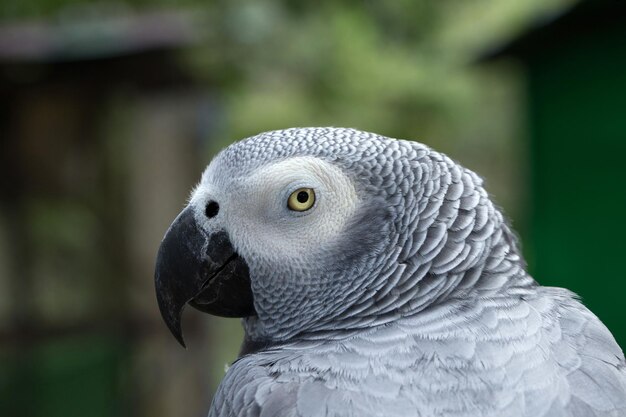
296;191;309;204
205;201;219;218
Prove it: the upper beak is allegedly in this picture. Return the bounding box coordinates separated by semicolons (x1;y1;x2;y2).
154;207;255;347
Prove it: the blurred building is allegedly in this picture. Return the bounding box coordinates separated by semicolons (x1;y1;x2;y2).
0;9;219;417
486;0;626;347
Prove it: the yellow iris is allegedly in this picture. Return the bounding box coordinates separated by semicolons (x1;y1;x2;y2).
287;188;315;211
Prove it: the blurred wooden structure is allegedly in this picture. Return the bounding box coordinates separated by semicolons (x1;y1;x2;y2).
486;0;626;348
0;9;218;417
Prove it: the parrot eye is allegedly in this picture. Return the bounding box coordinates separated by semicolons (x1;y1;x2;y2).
287;188;315;212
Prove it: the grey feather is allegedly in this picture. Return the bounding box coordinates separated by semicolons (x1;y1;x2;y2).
189;128;626;417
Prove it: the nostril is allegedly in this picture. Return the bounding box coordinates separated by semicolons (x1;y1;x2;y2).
205;201;219;219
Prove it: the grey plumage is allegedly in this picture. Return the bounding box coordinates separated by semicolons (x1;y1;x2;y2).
167;128;626;416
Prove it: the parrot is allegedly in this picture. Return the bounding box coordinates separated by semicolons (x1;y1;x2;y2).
154;127;626;417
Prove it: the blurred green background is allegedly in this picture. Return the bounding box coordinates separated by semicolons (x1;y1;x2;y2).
1;0;624;416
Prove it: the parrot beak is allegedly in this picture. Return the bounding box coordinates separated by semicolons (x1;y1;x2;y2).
154;207;255;347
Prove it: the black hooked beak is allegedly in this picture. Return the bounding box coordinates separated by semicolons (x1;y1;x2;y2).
154;207;255;347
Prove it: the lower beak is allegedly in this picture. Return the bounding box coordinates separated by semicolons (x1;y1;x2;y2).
154;207;255;347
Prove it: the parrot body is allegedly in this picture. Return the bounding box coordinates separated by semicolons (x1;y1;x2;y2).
213;288;625;417
154;128;626;417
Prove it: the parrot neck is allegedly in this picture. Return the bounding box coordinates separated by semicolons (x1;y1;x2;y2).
359;220;534;326
242;219;536;346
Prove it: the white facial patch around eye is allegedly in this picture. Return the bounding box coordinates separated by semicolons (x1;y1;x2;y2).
227;156;360;261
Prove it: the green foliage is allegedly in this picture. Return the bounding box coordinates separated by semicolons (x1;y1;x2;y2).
0;0;573;156
1;336;127;417
173;0;572;154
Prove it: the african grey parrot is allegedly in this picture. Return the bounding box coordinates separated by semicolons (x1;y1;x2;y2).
155;128;626;417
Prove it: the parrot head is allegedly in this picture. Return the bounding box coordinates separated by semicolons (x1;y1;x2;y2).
155;127;511;346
